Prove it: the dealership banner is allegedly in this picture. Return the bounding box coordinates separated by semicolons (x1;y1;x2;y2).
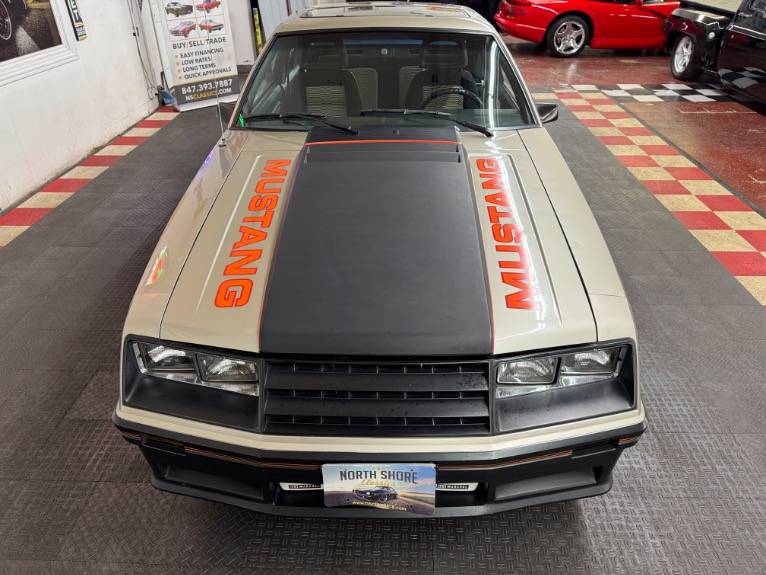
154;0;240;110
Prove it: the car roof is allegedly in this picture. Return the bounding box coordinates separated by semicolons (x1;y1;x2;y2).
274;1;495;34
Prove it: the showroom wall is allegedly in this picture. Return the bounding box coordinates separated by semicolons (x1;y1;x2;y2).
0;0;158;211
229;0;256;67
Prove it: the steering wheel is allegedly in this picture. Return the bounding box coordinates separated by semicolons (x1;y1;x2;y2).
420;86;483;110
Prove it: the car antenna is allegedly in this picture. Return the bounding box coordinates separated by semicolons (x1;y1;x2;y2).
207;29;227;148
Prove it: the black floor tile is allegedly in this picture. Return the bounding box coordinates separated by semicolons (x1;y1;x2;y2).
0;103;763;574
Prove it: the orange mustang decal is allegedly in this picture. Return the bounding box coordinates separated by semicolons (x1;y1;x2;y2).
214;159;291;307
477;158;539;310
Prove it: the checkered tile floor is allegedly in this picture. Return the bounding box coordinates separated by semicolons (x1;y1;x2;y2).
0;109;179;246
562;83;730;103
533;88;766;305
1;105;766;575
720;67;766;91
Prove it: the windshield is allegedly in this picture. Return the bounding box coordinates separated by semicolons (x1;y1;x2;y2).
236;30;534;132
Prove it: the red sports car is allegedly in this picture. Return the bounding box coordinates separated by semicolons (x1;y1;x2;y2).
495;0;679;57
196;0;221;12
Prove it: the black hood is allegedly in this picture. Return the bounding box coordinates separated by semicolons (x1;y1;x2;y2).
259;127;492;356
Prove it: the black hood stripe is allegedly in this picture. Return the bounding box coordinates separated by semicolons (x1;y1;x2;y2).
259;127;493;357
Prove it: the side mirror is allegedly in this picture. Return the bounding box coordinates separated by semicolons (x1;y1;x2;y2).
537;102;559;124
218;101;237;125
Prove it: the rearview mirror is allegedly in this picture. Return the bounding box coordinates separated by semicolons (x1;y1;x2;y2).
218;101;236;125
537;103;559;124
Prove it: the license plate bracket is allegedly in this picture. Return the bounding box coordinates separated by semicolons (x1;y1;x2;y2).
322;463;436;515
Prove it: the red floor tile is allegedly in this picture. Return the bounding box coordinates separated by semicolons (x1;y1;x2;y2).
112;136;149;145
738;230;766;252
623;100;766;214
80;155;121;167
158;105;177;112
557;92;582;99
697;195;752;212
618;155;659;167
643;180;690;195
712;251;766;276
136;119;169;128
641;145;678;156
602;111;630;119
598;135;633;145
581;118;613;128
567;105;595;112
619;127;654;136
665;166;710;180
673;211;730;230
0;208;51;226
41;178;91;193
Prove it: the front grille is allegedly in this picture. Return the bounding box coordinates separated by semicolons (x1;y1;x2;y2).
263;359;491;436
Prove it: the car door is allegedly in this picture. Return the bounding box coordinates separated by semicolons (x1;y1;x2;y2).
718;0;766;103
589;0;679;48
632;0;680;43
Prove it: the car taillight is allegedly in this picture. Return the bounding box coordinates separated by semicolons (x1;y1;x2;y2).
499;1;525;16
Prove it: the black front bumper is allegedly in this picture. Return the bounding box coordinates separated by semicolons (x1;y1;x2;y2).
114;413;644;518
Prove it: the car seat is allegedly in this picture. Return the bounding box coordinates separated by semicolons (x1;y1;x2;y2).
299;43;363;116
404;41;478;111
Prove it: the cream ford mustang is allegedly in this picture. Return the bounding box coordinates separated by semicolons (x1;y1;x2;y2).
114;1;645;517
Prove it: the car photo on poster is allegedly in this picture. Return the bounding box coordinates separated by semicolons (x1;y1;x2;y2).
198;18;224;33
196;0;221;13
169;20;196;37
165;1;193;17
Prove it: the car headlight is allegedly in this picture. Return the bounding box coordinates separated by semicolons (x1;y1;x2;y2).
134;342;258;396
496;345;623;398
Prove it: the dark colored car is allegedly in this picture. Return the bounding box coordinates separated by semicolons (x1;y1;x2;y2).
165;2;194;17
0;0;28;47
665;0;766;103
353;486;398;503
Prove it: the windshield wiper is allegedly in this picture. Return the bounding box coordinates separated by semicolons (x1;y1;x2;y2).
239;113;358;135
360;108;493;137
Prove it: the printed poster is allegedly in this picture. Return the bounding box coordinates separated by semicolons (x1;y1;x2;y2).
159;0;240;108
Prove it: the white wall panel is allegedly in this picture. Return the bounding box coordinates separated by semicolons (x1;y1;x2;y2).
0;0;157;211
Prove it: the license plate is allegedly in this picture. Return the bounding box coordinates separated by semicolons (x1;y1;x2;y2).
322;463;436;515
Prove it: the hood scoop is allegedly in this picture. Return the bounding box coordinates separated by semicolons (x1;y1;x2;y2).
303;126;462;162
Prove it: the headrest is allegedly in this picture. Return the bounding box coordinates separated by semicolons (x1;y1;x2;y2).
304;40;343;65
422;41;466;68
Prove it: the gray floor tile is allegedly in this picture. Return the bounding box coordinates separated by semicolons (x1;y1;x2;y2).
0;103;762;574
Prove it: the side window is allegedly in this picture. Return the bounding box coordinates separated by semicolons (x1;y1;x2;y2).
495;50;523;112
738;0;766;30
245;51;280;113
243;39;298;115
